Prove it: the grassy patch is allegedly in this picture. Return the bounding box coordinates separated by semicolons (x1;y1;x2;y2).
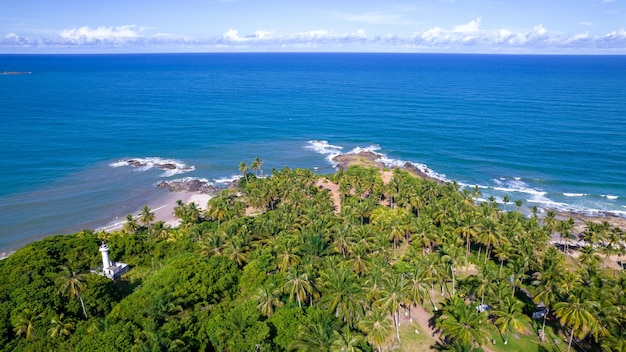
486;324;567;352
395;322;438;351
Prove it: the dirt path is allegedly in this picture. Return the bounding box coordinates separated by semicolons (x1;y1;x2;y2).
316;178;342;214
401;304;440;342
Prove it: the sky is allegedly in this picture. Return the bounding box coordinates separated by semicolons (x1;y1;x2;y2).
1;0;625;54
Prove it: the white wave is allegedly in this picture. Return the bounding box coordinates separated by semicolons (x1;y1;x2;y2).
214;175;241;184
493;186;546;196
602;195;619;200
459;182;490;189
96;219;126;232
347;144;381;154
305;140;449;181
305;140;343;155
168;177;212;184
305;140;344;166
563;193;588;197
110;157;194;177
607;210;626;218
514;177;521;181
109;160;129;168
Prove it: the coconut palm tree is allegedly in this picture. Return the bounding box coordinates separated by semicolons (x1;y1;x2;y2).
376;273;406;342
358;308;394;352
238;161;248;182
331;328;364;352
13;308;43;340
251;157;263;176
283;269;315;308
123;214;140;234
318;266;365;327
436;296;492;350
553;295;599;352
139;205;155;228
492;298;531;345
253;285;283;317
404;264;430;323
275;238;301;272
456;214;478;260
48;313;75;339
56;264;89;318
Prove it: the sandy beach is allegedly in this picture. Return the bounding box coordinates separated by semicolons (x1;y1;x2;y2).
100;191;213;232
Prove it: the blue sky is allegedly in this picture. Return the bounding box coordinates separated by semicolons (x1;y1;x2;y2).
1;0;625;53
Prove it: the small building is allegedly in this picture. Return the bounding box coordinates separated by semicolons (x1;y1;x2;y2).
92;242;129;280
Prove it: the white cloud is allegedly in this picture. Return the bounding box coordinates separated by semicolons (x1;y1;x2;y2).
59;25;142;43
453;18;482;33
533;24;548;36
2;21;626;53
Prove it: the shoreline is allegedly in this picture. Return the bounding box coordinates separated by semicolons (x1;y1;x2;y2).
2;151;624;260
98;190;213;232
332;151;626;232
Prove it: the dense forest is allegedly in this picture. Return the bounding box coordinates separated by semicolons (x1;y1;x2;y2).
1;164;624;351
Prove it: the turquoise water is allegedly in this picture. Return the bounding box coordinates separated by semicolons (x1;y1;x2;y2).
1;53;625;251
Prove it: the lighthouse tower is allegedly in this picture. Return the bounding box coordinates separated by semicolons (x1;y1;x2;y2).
99;242;112;269
95;242;129;280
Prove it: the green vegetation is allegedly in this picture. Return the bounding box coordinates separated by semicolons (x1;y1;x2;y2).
0;165;624;351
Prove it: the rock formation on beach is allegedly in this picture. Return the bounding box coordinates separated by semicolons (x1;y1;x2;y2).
156;179;219;194
332;151;444;184
332;151;386;170
124;159;192;172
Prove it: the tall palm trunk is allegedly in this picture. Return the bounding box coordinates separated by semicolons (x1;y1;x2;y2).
567;328;574;352
78;294;88;318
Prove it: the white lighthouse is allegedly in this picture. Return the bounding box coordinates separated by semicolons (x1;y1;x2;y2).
100;242;112;269
96;242;129;280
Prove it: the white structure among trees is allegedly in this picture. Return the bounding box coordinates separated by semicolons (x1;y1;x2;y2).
95;242;129;279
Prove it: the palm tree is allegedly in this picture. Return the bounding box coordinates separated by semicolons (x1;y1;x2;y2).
239;161;248;182
222;238;249;267
275;238;301;272
139;205;155;228
251;157;263;176
377;273;406;342
319;266;365;327
253;285;283;317
331;328;364;352
48;313;75;339
553;295;599;352
492;298;530;345
56;264;89;318
122;214;140;234
404;264;430;323
358;308;394;352
456;214;478;259
478;218;500;263
436;296;492;349
13;308;43;340
283;269;315;308
440;242;466;297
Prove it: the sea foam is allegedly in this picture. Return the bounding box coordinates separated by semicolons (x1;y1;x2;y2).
110;157;194;177
306;140;447;182
214;175;242;184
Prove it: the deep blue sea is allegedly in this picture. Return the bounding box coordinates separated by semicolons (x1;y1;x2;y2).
1;53;625;252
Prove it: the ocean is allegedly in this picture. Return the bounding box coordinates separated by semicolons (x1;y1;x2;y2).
1;53;625;253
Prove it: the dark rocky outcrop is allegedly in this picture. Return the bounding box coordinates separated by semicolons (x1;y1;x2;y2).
156;179;219;194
